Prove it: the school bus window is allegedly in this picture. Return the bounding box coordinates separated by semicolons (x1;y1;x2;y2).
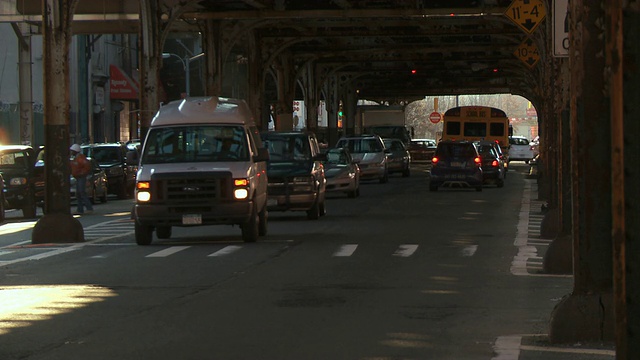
446;121;461;135
490;123;505;136
464;123;486;137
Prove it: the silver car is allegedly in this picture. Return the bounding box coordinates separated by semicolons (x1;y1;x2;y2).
335;134;389;183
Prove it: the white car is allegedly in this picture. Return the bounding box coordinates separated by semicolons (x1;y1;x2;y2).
508;136;536;163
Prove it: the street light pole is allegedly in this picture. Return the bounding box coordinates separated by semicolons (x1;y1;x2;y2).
162;52;204;98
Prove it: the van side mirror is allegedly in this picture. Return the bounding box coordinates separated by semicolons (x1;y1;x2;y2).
254;147;270;162
126;150;139;165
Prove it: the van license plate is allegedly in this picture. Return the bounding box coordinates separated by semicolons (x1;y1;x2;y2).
182;214;202;225
450;161;464;167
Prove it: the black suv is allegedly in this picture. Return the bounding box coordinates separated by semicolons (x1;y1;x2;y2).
81;143;136;199
260;131;327;219
0;145;38;218
429;140;483;192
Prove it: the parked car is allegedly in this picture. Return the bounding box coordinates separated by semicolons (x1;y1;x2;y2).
70;157;109;204
382;138;411;177
261;131;327;219
475;140;505;188
429;140;483;192
81;143;136;199
407;139;437;163
335;134;389;183
0;173;5;223
0;145;38;218
323;147;360;198
34;150;108;207
508;135;536;164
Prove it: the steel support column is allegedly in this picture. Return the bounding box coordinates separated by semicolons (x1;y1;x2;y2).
609;1;640;358
273;52;295;131
31;0;83;244
138;0;163;142
549;0;615;343
203;20;222;96
12;22;34;146
246;29;265;130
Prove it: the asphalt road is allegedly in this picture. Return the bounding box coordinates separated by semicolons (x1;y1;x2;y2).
0;163;615;360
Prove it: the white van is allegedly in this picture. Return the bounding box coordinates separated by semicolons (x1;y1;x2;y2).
132;97;270;245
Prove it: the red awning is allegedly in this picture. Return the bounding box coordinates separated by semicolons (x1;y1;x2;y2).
109;64;139;100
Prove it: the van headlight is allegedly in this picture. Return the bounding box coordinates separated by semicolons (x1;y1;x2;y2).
234;178;249;200
136;181;151;202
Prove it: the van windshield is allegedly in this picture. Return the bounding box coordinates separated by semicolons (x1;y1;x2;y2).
141;125;249;163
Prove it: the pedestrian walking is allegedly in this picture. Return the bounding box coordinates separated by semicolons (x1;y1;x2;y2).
69;144;94;215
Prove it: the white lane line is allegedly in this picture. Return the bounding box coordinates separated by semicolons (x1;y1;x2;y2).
333;244;358;257
491;335;521;360
519;345;615;356
461;245;478;257
208;245;242;257
393;244;418;257
146;246;190;258
0;251;14;256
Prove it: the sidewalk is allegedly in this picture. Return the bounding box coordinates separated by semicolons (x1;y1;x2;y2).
493;179;616;360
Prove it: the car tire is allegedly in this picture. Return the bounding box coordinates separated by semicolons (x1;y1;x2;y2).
319;197;327;217
258;206;268;236
348;187;358;198
90;185;97;204
0;194;5;223
497;179;504;188
135;221;153;245
156;226;172;239
116;181;128;200
402;166;410;177
22;195;37;219
241;205;259;242
306;200;321;220
380;170;389;184
100;189;108;203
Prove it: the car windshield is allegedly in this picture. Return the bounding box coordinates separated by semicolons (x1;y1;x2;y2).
87;147;121;163
262;134;311;162
436;144;476;158
142;125;249;164
325;150;348;165
0;150;29;169
336;138;382;153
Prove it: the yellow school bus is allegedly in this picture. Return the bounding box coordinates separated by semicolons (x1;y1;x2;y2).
441;106;511;159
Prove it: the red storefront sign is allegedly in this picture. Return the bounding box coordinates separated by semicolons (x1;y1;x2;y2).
109;64;139;100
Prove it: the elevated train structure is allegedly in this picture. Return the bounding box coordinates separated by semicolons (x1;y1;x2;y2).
1;1;639;357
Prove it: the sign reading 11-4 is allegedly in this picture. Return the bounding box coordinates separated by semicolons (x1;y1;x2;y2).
505;0;547;34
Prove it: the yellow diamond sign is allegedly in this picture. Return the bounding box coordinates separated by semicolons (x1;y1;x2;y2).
505;0;547;34
514;38;540;68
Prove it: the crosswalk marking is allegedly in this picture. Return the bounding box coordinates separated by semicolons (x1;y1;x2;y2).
333;244;358;257
146;246;190;258
393;244;418;257
208;245;242;257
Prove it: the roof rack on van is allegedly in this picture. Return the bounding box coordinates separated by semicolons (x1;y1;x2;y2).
151;96;255;126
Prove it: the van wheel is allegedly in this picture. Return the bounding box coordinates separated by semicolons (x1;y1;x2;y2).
135;221;153;245
307;200;320;220
258;206;268;236
242;206;259;242
156;226;172;239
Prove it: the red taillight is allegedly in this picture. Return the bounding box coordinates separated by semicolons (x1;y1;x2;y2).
474;157;481;165
491;160;499;167
432;157;439;164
